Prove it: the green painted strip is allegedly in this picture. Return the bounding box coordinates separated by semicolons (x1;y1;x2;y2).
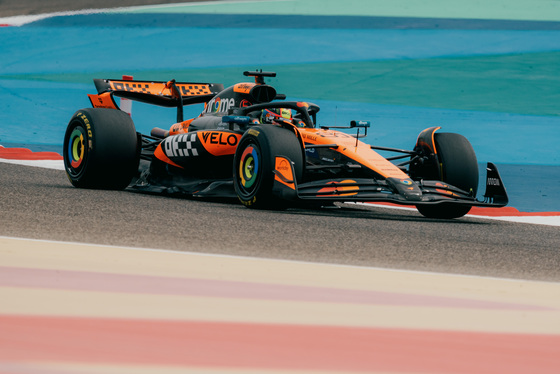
4;51;559;116
265;52;560;116
115;0;560;22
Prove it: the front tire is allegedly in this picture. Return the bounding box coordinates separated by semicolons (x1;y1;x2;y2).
63;108;139;189
233;125;303;209
414;133;479;219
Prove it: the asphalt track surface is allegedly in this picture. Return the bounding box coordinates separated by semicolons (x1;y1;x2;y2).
2;162;559;282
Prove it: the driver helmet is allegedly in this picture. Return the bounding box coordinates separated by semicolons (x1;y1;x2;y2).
261;108;292;124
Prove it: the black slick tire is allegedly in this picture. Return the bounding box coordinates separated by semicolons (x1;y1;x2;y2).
233;125;303;209
416;133;479;219
63;108;139;189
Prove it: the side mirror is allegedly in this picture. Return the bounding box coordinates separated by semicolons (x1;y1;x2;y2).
221;115;253;130
350;120;370;139
222;115;252;124
350;120;370;128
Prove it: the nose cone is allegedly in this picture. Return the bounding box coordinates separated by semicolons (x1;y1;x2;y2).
386;178;422;201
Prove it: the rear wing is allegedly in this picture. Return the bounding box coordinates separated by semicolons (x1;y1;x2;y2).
93;78;224;107
89;78;224;122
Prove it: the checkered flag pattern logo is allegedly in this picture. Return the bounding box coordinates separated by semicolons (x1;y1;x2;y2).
164;133;199;158
178;84;212;96
109;81;212;97
110;82;151;94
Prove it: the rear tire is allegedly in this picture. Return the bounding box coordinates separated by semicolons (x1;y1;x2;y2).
63;108;139;189
414;133;478;219
233;125;303;209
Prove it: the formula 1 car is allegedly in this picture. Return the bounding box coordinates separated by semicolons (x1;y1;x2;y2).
63;71;508;219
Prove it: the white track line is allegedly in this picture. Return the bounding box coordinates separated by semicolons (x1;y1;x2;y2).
0;9;112;26
0;158;64;170
0;0;290;26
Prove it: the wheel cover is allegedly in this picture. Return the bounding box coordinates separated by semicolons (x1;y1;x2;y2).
66;126;86;175
238;145;259;192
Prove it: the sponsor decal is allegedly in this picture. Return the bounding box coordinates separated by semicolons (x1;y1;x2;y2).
88;93;118;109
201;131;238;146
164;133;199;158
177;84;212;96
487;178;501;186
78;114;94;151
110;82;151;94
240;99;252;107
274;157;295;189
203;97;235;113
248;129;260;137
222;116;252;124
109;81;211;96
78;114;91;135
240;196;257;206
234;83;254;94
401;179;413;185
277;159;290;171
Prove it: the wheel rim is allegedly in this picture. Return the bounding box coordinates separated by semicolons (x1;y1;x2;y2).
65;125;87;176
238;144;260;194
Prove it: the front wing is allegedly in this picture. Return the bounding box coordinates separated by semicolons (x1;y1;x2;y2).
273;161;508;208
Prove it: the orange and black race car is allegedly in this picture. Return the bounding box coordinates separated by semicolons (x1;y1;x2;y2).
63;71;508;219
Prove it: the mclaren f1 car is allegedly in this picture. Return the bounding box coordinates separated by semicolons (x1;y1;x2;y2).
63;71;508;219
